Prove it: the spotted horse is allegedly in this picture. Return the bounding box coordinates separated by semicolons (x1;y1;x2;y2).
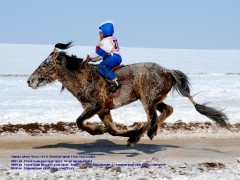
27;42;229;147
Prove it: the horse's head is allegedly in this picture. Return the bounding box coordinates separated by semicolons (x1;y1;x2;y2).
27;42;73;89
27;48;59;89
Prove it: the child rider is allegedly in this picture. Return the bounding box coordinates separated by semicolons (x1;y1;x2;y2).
87;21;122;92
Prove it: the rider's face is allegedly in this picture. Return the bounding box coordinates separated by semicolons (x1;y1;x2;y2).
99;32;103;38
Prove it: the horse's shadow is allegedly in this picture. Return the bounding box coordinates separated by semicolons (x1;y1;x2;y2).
33;139;180;157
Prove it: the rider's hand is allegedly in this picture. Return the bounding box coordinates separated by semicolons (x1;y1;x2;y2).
86;55;92;62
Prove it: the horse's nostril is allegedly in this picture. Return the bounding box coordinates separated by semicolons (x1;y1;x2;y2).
39;77;45;81
27;80;30;84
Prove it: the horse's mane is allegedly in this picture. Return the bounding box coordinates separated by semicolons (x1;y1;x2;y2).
58;51;84;72
55;42;73;49
57;51;85;93
54;42;85;73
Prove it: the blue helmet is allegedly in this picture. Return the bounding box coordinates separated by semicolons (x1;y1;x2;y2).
99;21;114;37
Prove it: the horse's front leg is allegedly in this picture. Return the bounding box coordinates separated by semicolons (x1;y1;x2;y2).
98;111;139;137
76;105;106;135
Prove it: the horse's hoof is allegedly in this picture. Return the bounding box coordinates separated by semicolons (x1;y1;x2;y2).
127;142;137;147
147;132;156;140
148;134;154;140
127;136;140;147
147;126;158;140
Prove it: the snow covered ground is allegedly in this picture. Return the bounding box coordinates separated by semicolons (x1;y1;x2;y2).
0;44;240;179
0;43;239;125
1;157;239;179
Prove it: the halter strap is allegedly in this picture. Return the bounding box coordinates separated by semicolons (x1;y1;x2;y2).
36;49;58;76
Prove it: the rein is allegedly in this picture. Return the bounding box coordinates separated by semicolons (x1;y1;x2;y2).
87;61;94;83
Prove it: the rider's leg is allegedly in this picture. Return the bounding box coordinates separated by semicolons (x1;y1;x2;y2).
98;54;122;80
98;54;122;92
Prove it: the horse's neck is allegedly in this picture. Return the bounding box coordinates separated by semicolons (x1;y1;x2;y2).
56;63;97;95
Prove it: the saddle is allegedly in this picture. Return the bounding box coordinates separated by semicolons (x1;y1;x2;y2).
111;64;124;72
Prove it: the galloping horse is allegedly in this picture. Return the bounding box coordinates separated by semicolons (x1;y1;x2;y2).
27;42;229;146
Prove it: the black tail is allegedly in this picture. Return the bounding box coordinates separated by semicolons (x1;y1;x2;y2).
55;41;73;50
170;70;230;129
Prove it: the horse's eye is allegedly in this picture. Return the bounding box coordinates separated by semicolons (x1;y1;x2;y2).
39;77;45;81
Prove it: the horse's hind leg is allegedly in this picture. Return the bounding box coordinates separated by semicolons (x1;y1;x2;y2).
127;105;158;147
98;111;139;137
147;102;173;140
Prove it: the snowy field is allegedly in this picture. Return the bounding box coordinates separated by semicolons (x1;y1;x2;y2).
0;44;240;179
0;43;239;125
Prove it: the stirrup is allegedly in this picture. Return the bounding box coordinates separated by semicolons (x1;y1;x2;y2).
107;79;121;93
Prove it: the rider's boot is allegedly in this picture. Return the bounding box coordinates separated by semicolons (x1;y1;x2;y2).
108;78;121;93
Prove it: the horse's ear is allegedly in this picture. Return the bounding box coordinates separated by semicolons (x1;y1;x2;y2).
53;48;59;58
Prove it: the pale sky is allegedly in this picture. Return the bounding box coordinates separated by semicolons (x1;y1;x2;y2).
0;0;239;49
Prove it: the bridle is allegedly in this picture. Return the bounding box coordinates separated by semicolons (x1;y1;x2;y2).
36;48;59;79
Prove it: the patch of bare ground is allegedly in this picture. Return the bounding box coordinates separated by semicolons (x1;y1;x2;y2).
200;162;225;170
0;120;239;135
